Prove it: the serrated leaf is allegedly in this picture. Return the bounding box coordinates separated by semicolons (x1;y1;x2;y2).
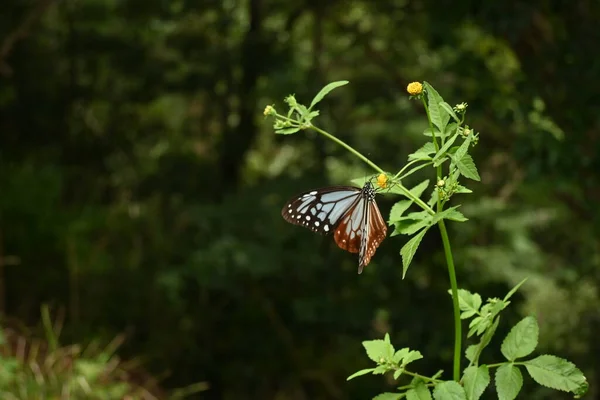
393;348;409;363
373;365;389;375
432;207;468;224
455;185;472;194
453;131;473;161
465;345;478;363
384;333;395;358
363;339;388;362
402;350;424;366
455;154;480;181
373;393;403;400
407;382;432;400
433;134;459;162
463;365;490;400
524;355;588;394
455;289;482;315
393;368;404;380
401;229;428;278
309;80;349;109
347;368;376;380
408;142;436;161
440;102;460;122
422;127;444;137
495;364;522;400
389;201;413;223
275;127;300;135
432;381;466;400
501;316;539;361
410;180;430;199
393;219;431;236
424;82;450;132
503;278;528;302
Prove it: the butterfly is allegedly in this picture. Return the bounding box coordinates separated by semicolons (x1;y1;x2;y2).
281;181;387;273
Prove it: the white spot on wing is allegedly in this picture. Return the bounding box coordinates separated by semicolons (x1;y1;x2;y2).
324;225;329;232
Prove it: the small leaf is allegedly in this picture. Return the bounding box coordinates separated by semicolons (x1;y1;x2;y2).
402;350;424;366
275;127;301;135
309;80;349;109
524;355;588;395
408;142;436;161
393;368;404;380
393;348;409;363
401;229;428;278
373;393;403;400
407;381;432;400
495;364;522;400
423;82;449;132
432;207;468;224
410;180;430;199
373;365;389;375
389;200;413;223
463;365;490;400
347;368;376;380
503;278;528;302
465;345;478;363
455;154;481;181
393;219;431;236
422;127;444;137
501;316;539;361
363;339;388;362
384;333;395;358
455;185;472;194
454;289;482;315
432;381;466;400
440;102;460;122
453;130;473;161
433;133;459;162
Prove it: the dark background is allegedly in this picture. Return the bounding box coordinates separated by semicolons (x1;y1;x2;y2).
1;0;600;398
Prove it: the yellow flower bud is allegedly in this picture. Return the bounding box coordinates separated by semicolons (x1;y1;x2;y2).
376;173;388;189
406;82;423;96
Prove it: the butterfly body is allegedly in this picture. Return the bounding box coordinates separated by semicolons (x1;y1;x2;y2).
281;182;387;273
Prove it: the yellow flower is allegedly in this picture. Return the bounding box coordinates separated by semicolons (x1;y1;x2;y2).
406;82;423;96
263;105;276;116
376;173;388;189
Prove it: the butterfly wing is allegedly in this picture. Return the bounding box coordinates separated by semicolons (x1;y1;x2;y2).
281;186;361;234
333;194;367;254
357;199;388;273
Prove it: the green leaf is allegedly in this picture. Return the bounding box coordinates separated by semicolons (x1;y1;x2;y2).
495;364;522;400
454;154;480;181
453;130;473;162
524;355;588;395
455;185;472;194
432;381;466;400
463;365;490;400
424;82;449;132
428;189;439;207
422;127;444;137
433;133;459;162
503;278;528;302
393;348;409;363
465;345;478;363
408;142;436;161
309;80;349;109
440;102;460;122
347;368;376;380
455;289;482;316
402;350;424;366
400;229;428;278
275;127;300;135
373;393;403;400
393;368;404;380
407;381;432;400
389;200;413;223
384;333;395;358
501;316;539;361
410;179;430;199
363;339;389;363
373;365;389;375
392;218;431;236
432;206;468;225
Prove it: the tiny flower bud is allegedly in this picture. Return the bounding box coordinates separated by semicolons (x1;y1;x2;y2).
437;179;445;187
406;82;423;96
454;102;468;112
463;128;471;137
379;357;386;364
376;173;388;189
263;105;276;116
284;95;298;107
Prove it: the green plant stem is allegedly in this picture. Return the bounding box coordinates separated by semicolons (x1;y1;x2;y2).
438;219;461;381
309;124;435;214
422;95;461;381
402;369;443;384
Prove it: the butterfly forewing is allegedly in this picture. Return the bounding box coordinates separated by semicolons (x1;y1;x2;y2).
333;196;365;253
281;186;361;234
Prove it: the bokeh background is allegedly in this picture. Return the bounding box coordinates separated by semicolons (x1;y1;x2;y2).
1;0;600;399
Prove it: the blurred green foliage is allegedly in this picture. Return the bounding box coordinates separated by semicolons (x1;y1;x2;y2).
1;0;600;398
